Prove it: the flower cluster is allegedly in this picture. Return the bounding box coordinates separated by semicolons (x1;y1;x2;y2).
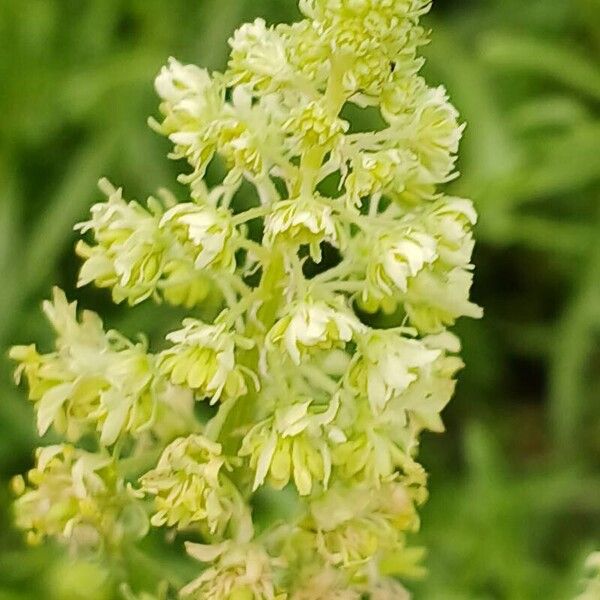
10;288;193;446
12;445;146;551
181;541;285;600
240;395;343;496
10;0;480;597
76;180;227;308
158;318;251;401
139;434;251;539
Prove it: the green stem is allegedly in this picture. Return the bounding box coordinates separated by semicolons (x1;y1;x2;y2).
215;249;286;453
311;259;354;284
299;53;351;197
231;205;271;225
321;280;364;294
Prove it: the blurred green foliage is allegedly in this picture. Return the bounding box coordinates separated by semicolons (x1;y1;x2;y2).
0;0;598;598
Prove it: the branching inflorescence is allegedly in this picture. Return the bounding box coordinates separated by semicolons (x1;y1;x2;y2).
10;1;481;598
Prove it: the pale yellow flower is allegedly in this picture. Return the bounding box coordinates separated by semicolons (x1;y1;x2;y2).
264;197;342;262
268;298;363;364
13;445;145;549
161;202;237;272
75;183;166;305
159;318;249;402
182;541;285;600
349;329;440;414
240;396;343;496
140;435;250;538
10;288;164;445
227;18;292;91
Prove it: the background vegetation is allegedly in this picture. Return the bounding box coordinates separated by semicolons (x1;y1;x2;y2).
0;0;599;598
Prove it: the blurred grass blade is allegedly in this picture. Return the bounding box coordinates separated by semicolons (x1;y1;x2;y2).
511;123;600;202
23;134;116;293
549;212;600;460
0;161;22;318
196;0;255;69
511;96;591;132
495;216;595;256
481;33;600;101
62;51;166;121
0;134;115;349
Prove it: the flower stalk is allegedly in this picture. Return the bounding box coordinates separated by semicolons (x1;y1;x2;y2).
10;1;481;597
